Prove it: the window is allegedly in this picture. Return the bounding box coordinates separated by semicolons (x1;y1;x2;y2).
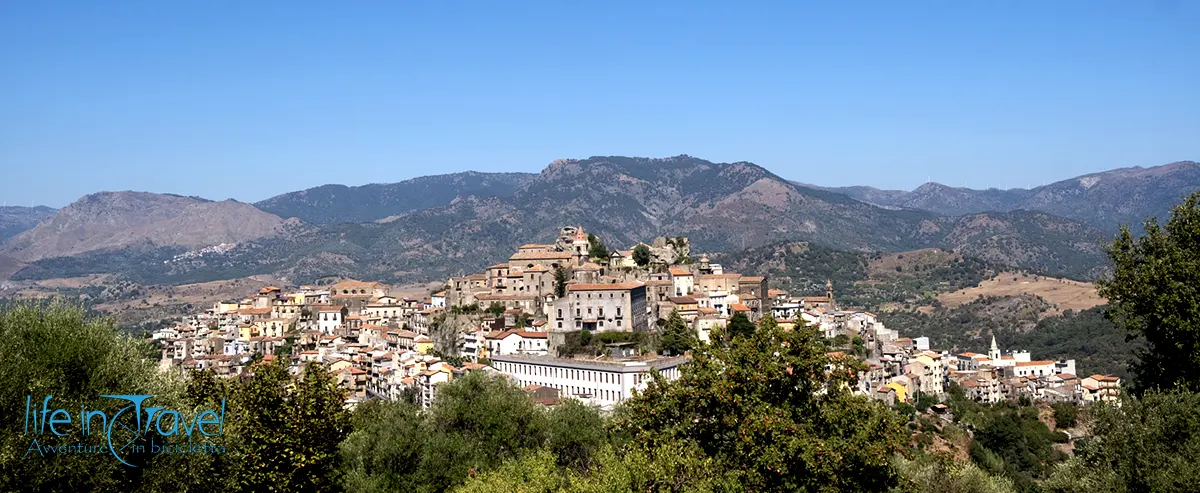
557;309;562;318
617;319;622;327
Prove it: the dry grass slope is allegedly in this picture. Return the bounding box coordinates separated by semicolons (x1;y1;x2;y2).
938;271;1103;315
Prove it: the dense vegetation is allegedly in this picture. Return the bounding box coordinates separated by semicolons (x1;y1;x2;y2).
1096;191;1200;394
716;242;998;308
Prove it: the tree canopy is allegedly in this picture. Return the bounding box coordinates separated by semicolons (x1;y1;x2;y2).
656;309;697;356
616;315;909;491
1097;191;1200;394
633;244;651;267
587;234;609;260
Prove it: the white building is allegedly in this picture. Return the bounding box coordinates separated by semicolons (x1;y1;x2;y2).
485;330;550;356
491;354;689;410
1009;360;1057;378
316;305;347;334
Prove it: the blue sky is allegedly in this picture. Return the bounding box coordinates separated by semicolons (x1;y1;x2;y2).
2;1;1197;208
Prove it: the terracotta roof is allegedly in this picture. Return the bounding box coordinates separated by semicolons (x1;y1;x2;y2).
740;276;765;282
669;296;698;304
331;280;383;289
698;307;718;314
519;243;555;249
768;289;788;296
800;296;831;302
237;307;272;315
1090;374;1120;382
259;286;281;294
731;303;751;312
699;274;742;279
568;282;645;291
524;265;549;273
1016;360;1055;367
433;291;446;297
510;251;574;261
668;266;692;276
576;262;602;271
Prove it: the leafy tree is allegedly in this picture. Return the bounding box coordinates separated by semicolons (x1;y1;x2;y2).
418;371;549;492
587;234;609;260
1097;191;1200;394
656;309;697;356
340;400;424;493
915;393;938;412
632;244;651;267
891;453;1016;493
0;301;167;491
1051;403;1077;429
485;301;505;317
1045;390;1200;492
725;311;755;340
454;442;741;493
545;399;607;471
554;267;570;298
228;360;352;493
616;315;908;491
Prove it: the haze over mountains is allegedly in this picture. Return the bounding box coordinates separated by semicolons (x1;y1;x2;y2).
1;156;1195;286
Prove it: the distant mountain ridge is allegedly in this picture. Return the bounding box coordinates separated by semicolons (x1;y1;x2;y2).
255;171;536;225
4;155;1156;285
804;160;1200;229
0;205;57;243
3;191;287;262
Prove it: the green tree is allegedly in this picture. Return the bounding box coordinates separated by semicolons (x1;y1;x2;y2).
616;315;908;491
657;309;697;356
0;302;160;490
228;360;352;493
545;399;607;471
455;442;741;493
1045;390;1200;492
1050;403;1077;429
418;371;549;492
587;234;609;260
1096;191;1200;394
554;267;570;298
485;301;505;317
340;400;424;493
891;453;1016;493
725;311;755;340
633;244;651;267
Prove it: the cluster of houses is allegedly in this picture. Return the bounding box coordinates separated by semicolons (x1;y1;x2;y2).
857;329;1121;407
151;226;1120;412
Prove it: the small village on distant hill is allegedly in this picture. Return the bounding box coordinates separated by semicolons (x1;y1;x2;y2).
152;225;1122;414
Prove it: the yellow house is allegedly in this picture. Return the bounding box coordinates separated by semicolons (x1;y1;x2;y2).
415;335;434;355
885;381;909;403
238;324;261;340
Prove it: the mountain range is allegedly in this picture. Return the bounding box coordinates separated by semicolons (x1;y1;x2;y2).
802;160;1200;230
0;205;57;243
3;156;1196;286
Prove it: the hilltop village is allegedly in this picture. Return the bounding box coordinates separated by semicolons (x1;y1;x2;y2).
152;226;1121;411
